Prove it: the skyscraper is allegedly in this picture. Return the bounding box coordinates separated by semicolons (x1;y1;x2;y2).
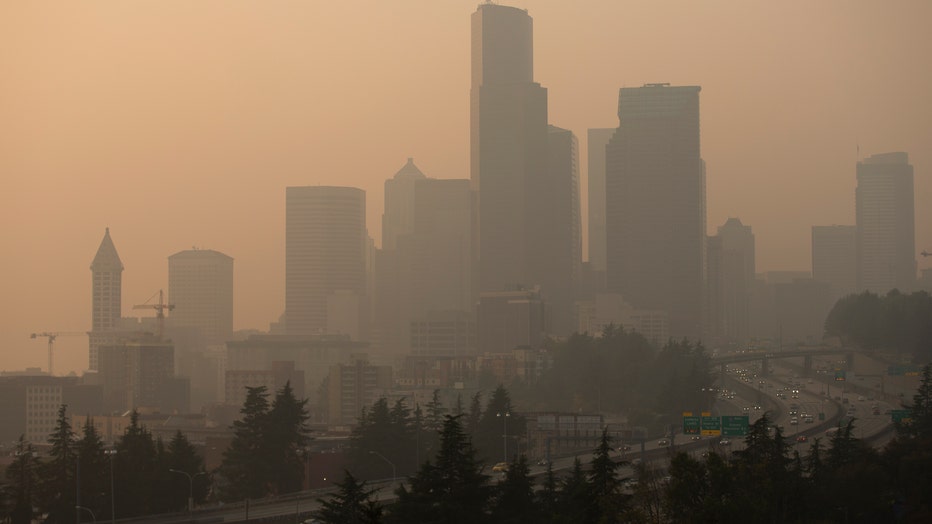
856;152;916;293
470;3;549;294
812;225;857;300
89;228;123;370
285;186;367;338
536;125;581;335
605;84;706;340
382;158;427;251
373;159;473;355
707;218;755;345
168;248;234;346
587;128;615;287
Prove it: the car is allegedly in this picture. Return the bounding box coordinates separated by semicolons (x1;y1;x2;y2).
618;444;632;452
657;439;670;447
719;438;731;446
492;462;509;473
753;405;762;411
790;417;798;425
796;435;808;443
858;396;865;402
690;435;702;441
804;416;814;424
742;406;750;412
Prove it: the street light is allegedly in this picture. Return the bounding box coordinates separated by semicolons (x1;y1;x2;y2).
76;505;96;524
496;412;510;463
169;469;206;513
105;449;116;524
368;451;396;486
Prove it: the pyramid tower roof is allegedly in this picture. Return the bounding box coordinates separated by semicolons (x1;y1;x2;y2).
392;157;427;180
90;228;124;271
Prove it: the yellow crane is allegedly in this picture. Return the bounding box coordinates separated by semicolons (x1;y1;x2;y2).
30;331;86;375
133;289;174;340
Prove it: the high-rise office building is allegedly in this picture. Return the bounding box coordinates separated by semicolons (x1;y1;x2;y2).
707;218;755;345
382;158;427;251
168;249;234;346
374;159;473;355
856;152;916;293
587;128;614;278
812;225;857;300
470;3;549;294
536;125;581;335
411;177;474;316
605;84;706;340
285;186;367;338
89;228;124;371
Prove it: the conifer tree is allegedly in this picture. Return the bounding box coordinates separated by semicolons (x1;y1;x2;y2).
267;381;310;494
556;458;590;523
113;410;158;517
4;436;39;524
75;417;108;520
490;454;536;523
387;415;491;524
38;404;76;524
219;386;271;500
314;471;382;524
588;428;626;522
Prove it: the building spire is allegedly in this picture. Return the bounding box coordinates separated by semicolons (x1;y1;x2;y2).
90;227;124;271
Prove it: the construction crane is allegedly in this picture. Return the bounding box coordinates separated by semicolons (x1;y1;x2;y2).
133;289;174;340
30;331;86;376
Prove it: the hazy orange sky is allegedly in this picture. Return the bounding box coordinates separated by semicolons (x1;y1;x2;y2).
2;1;930;375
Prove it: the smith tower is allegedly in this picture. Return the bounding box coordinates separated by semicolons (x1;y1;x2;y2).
89;227;124;370
605;84;706;341
470;3;549;295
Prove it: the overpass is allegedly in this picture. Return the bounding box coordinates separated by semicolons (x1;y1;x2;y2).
711;347;858;377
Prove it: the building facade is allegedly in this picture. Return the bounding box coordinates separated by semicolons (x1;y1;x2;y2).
285;186;368;338
89;228;124;371
97;338;178;413
168;248;234;346
812;225;857;300
586;127;615;294
856;152;916;293
470;3;549;295
605;84;706;341
707;218;755;346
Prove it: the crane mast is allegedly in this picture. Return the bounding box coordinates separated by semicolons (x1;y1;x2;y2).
133;289;174;340
30;331;86;375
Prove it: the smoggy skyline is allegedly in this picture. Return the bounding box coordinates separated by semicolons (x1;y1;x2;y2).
2;1;931;375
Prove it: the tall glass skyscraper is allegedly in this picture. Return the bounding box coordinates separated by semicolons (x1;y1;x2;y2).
856;152;916;293
470;3;548;295
605;84;706;341
285;186;367;337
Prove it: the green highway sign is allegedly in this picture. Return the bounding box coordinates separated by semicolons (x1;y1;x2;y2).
721;415;750;437
683;416;701;435
888;364;920;376
701;415;721;436
891;409;912;424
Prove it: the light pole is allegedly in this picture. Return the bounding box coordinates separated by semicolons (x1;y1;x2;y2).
76;506;96;524
496;412;510;463
105;449;116;524
368;451;396;486
169;469;206;513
